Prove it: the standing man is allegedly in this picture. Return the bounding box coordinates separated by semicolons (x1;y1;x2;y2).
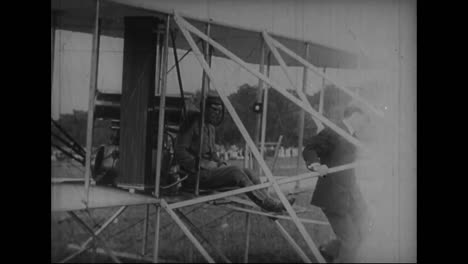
175;94;295;212
302;105;372;263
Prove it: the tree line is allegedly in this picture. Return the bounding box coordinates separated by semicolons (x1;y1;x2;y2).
53;83;350;150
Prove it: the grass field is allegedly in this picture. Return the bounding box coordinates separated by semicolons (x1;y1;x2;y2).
51;157;334;263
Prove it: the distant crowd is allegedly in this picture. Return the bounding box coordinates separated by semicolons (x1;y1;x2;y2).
215;144;300;161
51;145;301;162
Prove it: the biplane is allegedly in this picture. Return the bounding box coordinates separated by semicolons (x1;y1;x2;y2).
51;0;387;263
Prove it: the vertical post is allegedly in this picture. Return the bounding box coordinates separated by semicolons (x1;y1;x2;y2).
201;23;213;92
319;68;326;115
243;213;251;263
170;30;187;119
84;0;100;202
153;15;171;263
271;135;283;174
254;36;266;174
195;22;211;196
243;143;249;169
154;15;170;209
153;29;164;264
155;34;161;95
259;52;271;176
296;43;309;177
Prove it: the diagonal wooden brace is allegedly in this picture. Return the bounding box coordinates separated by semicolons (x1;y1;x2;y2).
59;206;127;263
160;199;215;263
174;13;325;263
262;31;324;133
172;12;367;154
66;211;122;263
175;209;232;263
274;220;311;263
264;31;384;118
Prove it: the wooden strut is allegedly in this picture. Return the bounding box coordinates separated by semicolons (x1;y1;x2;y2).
67;211;122;263
271;135;283;174
172;12;368;154
84;0;101;205
142;207;235;255
254;36;266;175
153;15;171;263
262;31;324;133
319;68;326;114
175;209;232;263
296;42;309;186
67;244;154;263
263;31;384;118
173;12;326;263
274;220;312;262
60;206;127;263
222;204;329;226
259;52;271;177
194;22;212;196
170;29;187;119
169;162;360;210
160;199;215;263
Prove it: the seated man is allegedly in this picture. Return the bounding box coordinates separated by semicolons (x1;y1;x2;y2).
174;94;294;212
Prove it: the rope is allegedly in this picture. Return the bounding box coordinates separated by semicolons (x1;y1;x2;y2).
160;175;188;190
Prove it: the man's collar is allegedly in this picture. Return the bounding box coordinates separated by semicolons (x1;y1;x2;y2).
342;118;355;136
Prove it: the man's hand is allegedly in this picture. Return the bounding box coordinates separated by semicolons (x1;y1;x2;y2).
217;160;227;167
200;160;218;170
316;164;329;176
307;163;329;177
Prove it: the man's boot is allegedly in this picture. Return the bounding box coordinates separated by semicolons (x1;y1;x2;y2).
261;196;296;212
236;169;295;212
246;190;296;212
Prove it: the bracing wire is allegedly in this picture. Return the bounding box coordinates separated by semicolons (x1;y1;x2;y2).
142;210;235;257
105;203;202;241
